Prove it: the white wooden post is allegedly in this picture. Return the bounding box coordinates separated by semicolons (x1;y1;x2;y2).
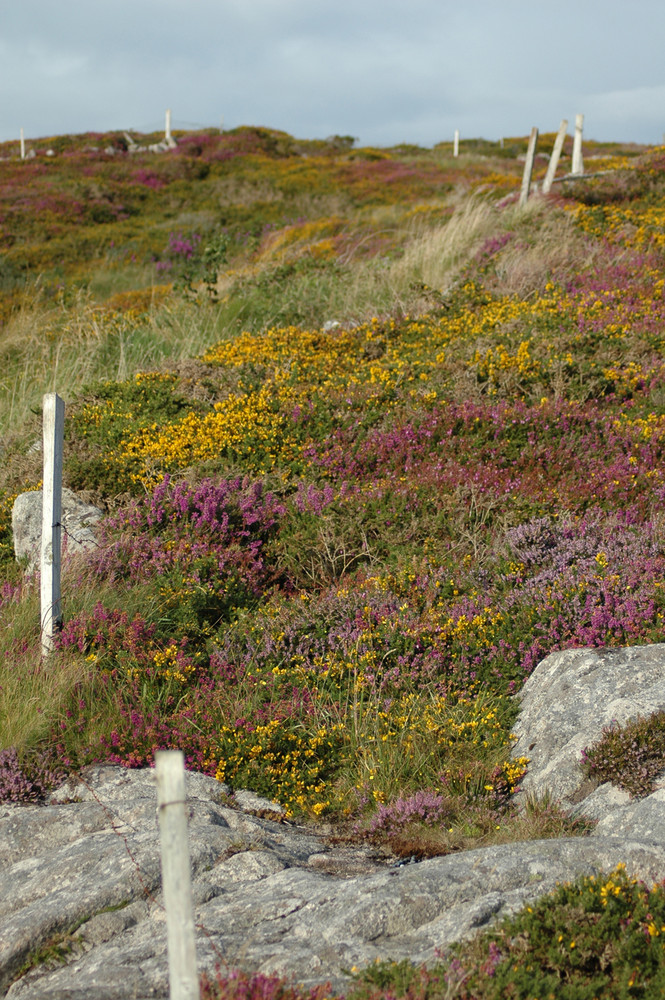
20;128;25;160
165;109;172;144
519;127;539;207
41;393;65;656
155;751;199;1000
499;136;504;149
572;113;584;175
542;119;568;194
453;129;459;157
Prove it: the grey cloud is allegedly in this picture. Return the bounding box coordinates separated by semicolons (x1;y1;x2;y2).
2;0;665;145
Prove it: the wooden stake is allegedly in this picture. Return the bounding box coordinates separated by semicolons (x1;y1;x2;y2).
519;127;539;207
572;113;584;175
164;109;177;149
453;129;459;157
20;128;25;160
542;119;568;194
156;751;199;1000
41;393;65;656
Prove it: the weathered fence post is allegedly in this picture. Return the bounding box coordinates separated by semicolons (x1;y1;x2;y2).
519;127;539;207
572;113;584;175
453;129;459;157
41;393;65;656
20;128;25;160
542;119;568;194
165;109;176;149
156;751;199;1000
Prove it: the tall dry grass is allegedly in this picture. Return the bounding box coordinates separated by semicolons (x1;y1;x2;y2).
390;197;499;292
0;291;234;449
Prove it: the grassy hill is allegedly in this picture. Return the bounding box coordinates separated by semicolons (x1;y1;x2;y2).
3;125;665;996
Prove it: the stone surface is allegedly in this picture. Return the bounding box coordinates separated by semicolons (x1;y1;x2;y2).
12;489;103;574
7;643;665;997
512;643;665;807
1;761;665;998
232;789;286;816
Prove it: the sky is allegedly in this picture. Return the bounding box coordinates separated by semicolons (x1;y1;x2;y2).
2;0;665;148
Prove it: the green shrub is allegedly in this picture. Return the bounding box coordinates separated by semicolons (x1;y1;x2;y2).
582;711;665;798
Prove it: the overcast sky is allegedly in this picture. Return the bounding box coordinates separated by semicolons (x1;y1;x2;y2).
2;0;664;148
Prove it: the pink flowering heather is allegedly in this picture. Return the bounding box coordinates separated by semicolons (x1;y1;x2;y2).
90;475;285;591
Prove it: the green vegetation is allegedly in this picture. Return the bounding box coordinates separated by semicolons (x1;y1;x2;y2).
582;711;665;799
2;124;665;996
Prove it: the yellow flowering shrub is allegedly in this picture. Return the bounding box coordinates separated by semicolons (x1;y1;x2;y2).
213;719;348;817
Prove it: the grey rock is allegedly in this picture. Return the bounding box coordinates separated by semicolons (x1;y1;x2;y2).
232;789;286;815
12;489;103;574
7;809;665;999
307;846;388;878
6;759;665;999
9;643;665;997
512;644;665;807
217;850;286;882
78;901;149;947
571;782;631;823
594;789;665;840
47;763;230;808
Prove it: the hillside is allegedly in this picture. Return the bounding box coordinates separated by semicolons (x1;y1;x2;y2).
2;125;665;996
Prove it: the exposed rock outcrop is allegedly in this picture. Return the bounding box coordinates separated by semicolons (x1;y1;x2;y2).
4;643;665;997
512;643;665;811
11;489;103;574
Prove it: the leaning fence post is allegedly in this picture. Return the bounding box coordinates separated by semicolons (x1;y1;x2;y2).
519;127;539;207
542;119;568;194
572;113;584;175
41;393;65;656
156;751;199;1000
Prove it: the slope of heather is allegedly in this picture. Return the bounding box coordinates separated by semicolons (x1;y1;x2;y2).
2;126;665;997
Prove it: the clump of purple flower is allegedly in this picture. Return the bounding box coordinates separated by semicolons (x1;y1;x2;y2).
365;789;453;836
0;747;65;804
90;475;285;590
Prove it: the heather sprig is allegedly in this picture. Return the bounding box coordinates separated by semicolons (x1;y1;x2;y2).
0;747;64;804
581;711;665;799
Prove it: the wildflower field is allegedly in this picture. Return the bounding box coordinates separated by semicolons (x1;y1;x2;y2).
3;125;665;996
